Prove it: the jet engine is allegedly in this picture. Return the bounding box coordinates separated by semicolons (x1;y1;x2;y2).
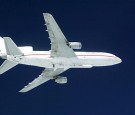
19;46;33;53
69;42;82;49
55;76;67;84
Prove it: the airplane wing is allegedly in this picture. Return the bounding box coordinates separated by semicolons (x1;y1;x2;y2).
20;13;76;92
19;68;68;93
43;13;77;58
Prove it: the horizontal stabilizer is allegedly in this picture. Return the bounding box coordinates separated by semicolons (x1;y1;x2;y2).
3;37;23;55
0;60;18;74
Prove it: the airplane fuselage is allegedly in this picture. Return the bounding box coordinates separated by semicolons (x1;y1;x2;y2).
0;13;122;92
7;51;121;69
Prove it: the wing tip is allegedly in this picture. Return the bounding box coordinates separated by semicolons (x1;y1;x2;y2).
19;87;28;93
43;13;52;17
19;89;26;93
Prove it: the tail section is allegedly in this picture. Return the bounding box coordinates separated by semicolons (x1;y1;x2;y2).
0;37;23;74
3;37;23;55
0;60;17;74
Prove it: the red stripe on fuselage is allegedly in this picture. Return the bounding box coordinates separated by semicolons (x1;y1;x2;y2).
23;54;115;58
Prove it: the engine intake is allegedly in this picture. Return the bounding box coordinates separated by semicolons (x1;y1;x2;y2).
55;76;67;84
69;42;82;49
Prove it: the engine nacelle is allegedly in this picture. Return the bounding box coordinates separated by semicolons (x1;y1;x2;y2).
18;46;33;53
69;42;82;49
55;76;67;84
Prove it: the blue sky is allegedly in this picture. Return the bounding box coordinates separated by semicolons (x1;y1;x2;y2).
0;0;134;115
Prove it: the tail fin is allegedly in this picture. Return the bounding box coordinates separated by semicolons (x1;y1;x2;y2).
3;37;23;55
0;60;17;74
0;37;22;74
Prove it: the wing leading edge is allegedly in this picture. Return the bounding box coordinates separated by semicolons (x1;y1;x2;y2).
19;68;68;93
43;13;77;58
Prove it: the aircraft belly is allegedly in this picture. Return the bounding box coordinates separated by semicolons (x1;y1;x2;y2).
20;56;53;68
77;57;116;66
19;56;116;68
51;57;92;68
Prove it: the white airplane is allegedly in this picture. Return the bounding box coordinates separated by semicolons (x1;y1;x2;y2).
0;13;122;93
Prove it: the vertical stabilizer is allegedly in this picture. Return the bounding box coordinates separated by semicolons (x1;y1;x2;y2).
0;37;22;74
3;37;23;55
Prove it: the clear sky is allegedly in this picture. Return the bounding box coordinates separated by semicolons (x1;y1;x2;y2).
0;0;134;115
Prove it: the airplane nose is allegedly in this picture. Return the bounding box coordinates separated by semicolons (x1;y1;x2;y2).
115;57;122;64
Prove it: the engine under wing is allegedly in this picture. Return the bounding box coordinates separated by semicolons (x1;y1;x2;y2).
19;68;68;93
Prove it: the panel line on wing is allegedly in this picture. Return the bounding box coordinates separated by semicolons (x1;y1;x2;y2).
43;13;77;58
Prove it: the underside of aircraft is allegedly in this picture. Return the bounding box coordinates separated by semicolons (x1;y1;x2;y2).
0;13;122;93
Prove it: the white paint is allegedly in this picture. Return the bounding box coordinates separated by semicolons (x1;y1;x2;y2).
8;51;121;68
0;13;122;92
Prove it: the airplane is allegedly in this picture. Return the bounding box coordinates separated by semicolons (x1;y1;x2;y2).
0;13;122;93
